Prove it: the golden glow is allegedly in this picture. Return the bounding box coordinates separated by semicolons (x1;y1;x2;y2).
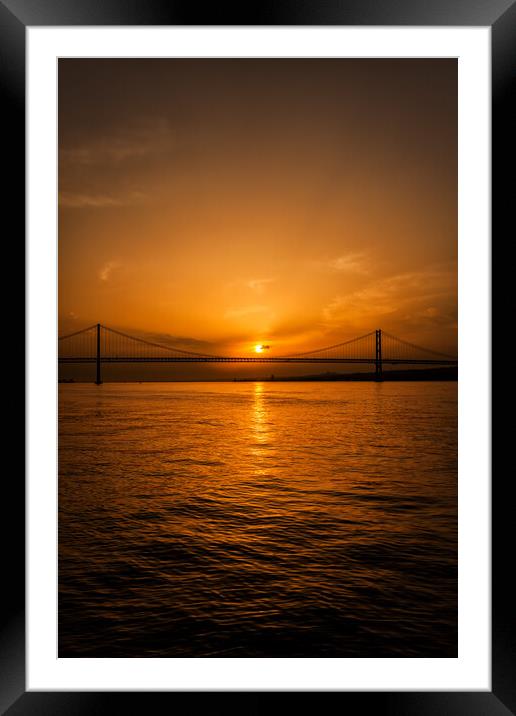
58;59;458;364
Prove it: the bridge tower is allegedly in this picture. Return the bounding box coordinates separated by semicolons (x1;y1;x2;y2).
375;329;383;381
95;323;102;385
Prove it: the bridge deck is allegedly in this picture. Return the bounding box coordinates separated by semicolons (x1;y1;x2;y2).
59;357;457;365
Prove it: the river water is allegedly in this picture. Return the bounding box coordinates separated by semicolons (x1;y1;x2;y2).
58;381;457;657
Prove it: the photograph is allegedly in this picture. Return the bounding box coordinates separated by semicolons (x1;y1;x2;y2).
1;0;508;706
57;58;458;658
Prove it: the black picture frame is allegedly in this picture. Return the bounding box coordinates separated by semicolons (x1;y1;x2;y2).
6;0;511;712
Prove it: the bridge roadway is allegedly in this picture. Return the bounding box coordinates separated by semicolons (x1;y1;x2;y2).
59;357;457;365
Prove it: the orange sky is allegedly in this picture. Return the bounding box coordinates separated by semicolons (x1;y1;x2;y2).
59;59;457;359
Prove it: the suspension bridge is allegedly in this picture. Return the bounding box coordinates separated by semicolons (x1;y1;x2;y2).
58;324;457;384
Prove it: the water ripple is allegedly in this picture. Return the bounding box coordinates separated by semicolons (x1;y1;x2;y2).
59;381;457;657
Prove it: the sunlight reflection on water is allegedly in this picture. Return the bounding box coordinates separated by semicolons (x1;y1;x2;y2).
59;381;457;657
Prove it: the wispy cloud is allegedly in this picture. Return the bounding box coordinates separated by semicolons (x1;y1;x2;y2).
98;261;121;282
224;305;270;319
322;268;457;328
325;252;369;274
60;119;173;166
131;330;217;354
60;190;146;209
247;277;275;293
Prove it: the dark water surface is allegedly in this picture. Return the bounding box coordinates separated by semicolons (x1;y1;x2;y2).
58;381;457;657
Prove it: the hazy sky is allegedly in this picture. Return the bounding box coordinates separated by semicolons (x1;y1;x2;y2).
59;59;457;358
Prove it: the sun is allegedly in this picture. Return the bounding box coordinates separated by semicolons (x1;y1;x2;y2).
254;344;264;353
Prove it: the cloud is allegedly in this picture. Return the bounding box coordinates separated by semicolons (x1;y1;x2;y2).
130;330;218;354
410;305;457;327
423;306;439;318
98;261;121;282
224;305;270;319
327;252;369;273
60;119;173;166
247;278;275;293
225;305;269;319
322;268;457;329
60;190;146;209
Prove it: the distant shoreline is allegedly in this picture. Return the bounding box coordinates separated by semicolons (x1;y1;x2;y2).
59;367;457;384
234;367;457;382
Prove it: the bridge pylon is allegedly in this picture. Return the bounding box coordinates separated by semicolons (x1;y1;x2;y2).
375;329;383;381
95;323;102;385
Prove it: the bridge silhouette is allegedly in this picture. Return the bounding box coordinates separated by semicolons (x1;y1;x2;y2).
58;324;457;384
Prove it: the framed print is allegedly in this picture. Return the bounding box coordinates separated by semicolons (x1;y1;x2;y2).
5;0;513;712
